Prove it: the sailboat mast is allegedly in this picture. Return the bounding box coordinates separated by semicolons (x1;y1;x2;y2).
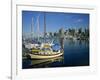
37;16;40;42
31;17;34;41
44;12;46;43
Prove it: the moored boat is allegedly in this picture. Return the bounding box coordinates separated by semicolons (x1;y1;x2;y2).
28;52;63;59
25;13;64;59
27;43;63;59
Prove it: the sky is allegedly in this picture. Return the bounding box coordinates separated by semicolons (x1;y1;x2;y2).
22;11;89;34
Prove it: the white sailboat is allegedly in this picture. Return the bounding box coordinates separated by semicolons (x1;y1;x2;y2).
26;13;63;59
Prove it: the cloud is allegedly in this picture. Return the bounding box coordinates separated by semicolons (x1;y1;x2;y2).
75;19;83;23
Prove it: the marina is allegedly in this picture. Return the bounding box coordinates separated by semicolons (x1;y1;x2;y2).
22;11;89;69
23;13;64;60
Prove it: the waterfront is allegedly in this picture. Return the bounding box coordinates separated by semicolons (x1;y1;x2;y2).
22;39;89;69
22;11;89;69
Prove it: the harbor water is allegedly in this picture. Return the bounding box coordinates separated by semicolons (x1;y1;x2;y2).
22;39;89;69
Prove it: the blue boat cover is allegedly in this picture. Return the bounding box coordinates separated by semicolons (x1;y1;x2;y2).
52;44;61;51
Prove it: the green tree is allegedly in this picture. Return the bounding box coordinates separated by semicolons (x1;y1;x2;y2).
68;28;75;36
49;32;52;37
54;32;57;37
78;28;82;34
71;29;75;36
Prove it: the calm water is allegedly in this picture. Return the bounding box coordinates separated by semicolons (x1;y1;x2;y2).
22;39;89;69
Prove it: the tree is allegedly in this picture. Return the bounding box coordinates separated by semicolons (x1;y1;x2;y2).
49;32;52;37
71;29;75;36
78;28;82;34
85;28;89;37
84;28;89;39
68;29;71;35
54;32;57;37
68;28;75;36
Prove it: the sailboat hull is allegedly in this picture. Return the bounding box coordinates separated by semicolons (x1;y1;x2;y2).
28;52;63;59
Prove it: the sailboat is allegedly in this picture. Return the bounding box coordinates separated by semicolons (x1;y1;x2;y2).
27;13;63;59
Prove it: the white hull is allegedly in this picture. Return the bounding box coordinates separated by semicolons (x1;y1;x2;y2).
28;52;63;59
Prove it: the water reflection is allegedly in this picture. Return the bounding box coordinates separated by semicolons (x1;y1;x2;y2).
23;56;63;69
67;39;75;46
63;39;89;66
